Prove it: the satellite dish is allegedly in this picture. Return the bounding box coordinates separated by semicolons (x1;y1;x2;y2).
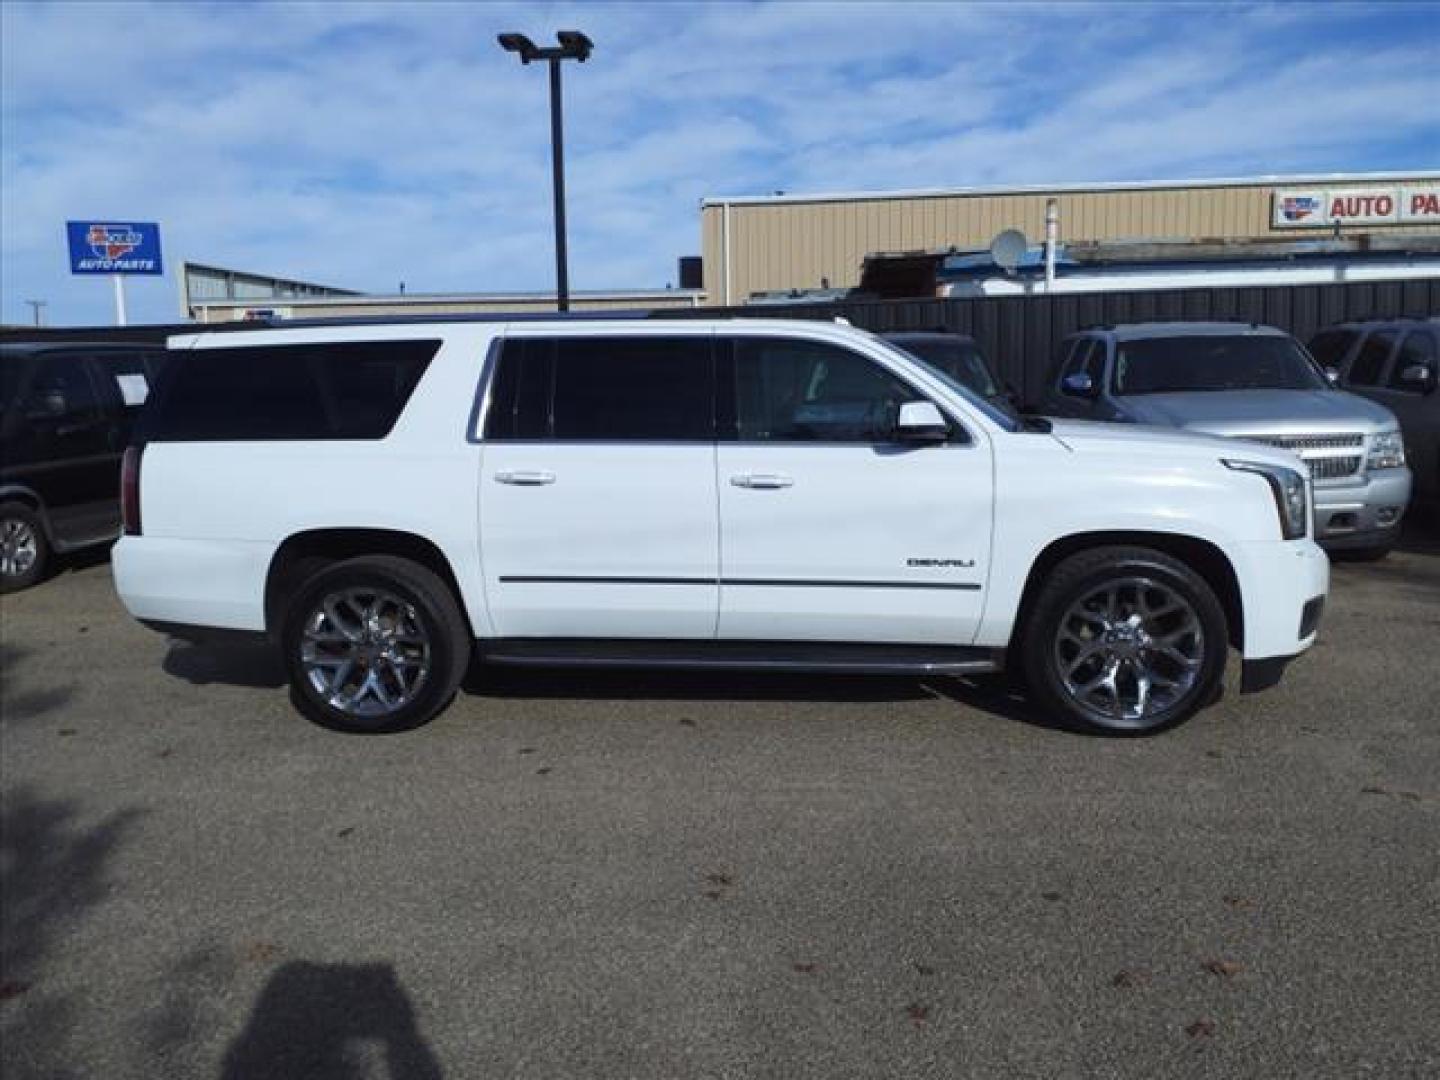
990;229;1028;275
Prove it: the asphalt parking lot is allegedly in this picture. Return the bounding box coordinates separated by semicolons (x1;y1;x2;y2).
2;531;1438;1079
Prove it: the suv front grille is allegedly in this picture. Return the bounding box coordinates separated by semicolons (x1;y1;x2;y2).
1235;433;1365;482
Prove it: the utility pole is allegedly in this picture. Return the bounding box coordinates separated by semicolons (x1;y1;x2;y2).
23;299;47;327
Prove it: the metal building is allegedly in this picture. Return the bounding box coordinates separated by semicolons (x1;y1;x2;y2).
186;288;704;324
701;171;1440;305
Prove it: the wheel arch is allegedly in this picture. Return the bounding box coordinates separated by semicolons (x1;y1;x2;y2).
265;528;470;637
1014;530;1244;653
0;484;55;543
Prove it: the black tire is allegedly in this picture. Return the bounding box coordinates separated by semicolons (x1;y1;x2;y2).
0;502;49;594
281;555;470;733
1019;546;1228;736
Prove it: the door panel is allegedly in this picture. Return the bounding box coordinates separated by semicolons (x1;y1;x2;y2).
718;444;991;642
716;336;992;644
480;444;719;637
9;353;120;544
477;334;720;638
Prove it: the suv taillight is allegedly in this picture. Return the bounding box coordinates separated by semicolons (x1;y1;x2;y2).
121;445;143;536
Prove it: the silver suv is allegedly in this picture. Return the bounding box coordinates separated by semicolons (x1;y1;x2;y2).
1039;322;1412;558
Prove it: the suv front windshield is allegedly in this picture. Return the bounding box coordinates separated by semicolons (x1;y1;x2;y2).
1114;335;1329;395
879;338;1020;431
891;339;1001;398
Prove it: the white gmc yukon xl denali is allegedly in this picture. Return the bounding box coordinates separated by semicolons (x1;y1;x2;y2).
114;318;1329;735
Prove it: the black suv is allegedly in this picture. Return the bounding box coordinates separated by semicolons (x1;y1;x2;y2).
1;342;167;591
1309;318;1439;519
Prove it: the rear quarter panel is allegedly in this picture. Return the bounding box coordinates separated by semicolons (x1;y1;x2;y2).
132;330;495;634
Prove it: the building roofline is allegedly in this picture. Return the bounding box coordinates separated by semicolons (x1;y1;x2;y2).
702;170;1440;208
181;259;361;297
190;288;706;310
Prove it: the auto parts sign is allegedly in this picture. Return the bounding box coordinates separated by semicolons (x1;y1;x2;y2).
1273;185;1440;228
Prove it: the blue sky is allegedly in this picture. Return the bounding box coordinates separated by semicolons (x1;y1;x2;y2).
3;1;1438;326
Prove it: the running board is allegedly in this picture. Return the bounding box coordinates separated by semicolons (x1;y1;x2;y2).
479;639;1003;676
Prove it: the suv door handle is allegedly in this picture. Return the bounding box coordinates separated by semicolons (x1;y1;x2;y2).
730;473;794;489
495;470;556;486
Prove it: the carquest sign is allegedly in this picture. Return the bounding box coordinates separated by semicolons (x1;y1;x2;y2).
1273;185;1440;229
66;221;164;274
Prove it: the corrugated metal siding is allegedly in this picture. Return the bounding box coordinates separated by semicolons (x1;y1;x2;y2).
682;278;1440;406
701;180;1440;302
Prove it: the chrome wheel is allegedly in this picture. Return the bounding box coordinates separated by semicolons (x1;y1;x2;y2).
0;518;38;579
1054;576;1203;729
300;588;432;718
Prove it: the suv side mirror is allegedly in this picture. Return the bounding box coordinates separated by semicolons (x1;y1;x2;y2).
1399;363;1437;393
1061;372;1096;398
894;400;949;442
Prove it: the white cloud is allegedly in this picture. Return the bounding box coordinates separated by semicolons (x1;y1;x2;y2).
2;1;1437;325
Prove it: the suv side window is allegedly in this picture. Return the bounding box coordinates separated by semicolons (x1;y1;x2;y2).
485;336;714;442
1055;338;1086;384
141;341;437;441
726;337;934;443
24;353;101;424
1057;337;1101;392
1308;329;1358;371
1348;330;1398;387
1388;331;1437;392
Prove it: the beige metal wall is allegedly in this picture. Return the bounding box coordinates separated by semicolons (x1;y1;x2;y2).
701;179;1440;303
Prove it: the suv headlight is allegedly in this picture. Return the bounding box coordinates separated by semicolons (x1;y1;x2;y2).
1223;459;1309;540
1367;429;1405;470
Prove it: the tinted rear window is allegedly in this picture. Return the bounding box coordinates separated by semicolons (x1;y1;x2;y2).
1;359;25;410
140;340;437;441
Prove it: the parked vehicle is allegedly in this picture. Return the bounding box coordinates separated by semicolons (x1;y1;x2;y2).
1309;317;1439;521
114;318;1328;735
1038;322;1412;559
881;331;1018;411
1;342;166;591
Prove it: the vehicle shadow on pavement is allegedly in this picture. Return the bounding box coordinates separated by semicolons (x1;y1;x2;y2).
219;961;443;1080
155;642;1077;734
162;642;287;689
0;787;141;1079
465;666;1080;734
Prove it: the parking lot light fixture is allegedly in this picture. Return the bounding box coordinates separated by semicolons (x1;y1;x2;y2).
497;29;594;313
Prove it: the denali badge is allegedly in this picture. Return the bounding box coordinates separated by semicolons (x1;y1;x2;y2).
907;557;976;568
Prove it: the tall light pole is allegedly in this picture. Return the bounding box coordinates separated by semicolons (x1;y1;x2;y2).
23;299;47;327
497;30;593;313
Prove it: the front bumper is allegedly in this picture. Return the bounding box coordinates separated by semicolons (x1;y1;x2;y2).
1312;467;1412;547
1234;539;1329;688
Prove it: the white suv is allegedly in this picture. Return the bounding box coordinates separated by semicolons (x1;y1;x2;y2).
114;318;1329;735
